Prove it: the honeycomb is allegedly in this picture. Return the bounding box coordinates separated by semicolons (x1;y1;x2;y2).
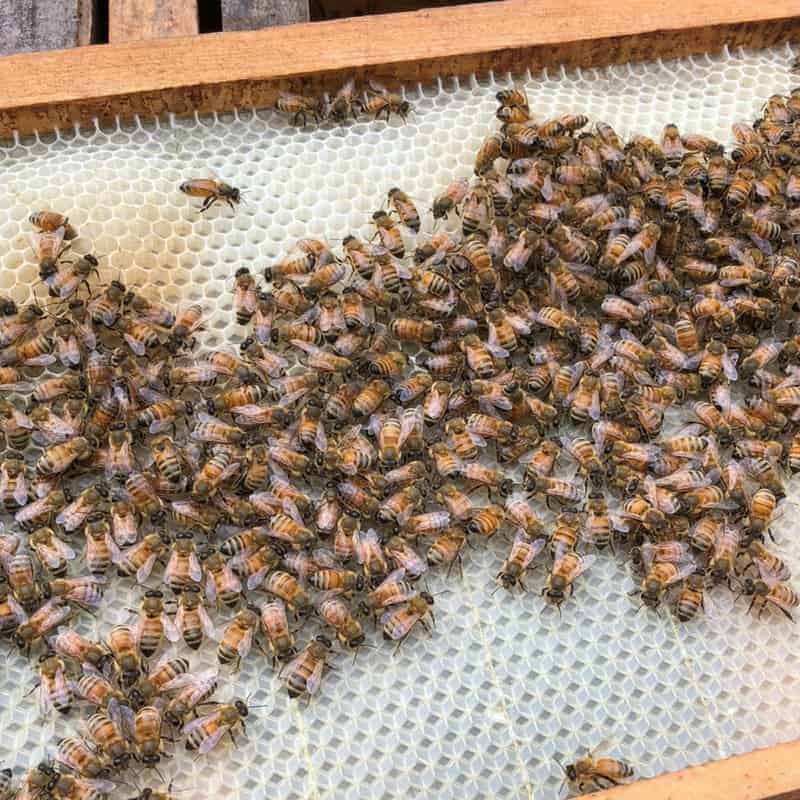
0;41;799;800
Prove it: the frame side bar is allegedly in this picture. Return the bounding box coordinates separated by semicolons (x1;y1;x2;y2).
585;739;800;800
0;0;800;136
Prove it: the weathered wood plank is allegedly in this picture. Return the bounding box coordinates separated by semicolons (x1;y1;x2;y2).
0;0;84;56
586;739;800;800
222;0;310;29
109;0;199;43
1;0;800;137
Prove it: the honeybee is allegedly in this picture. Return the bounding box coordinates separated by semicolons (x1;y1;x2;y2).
132;589;179;657
163;532;202;593
200;548;242;610
315;591;365;650
116;532;170;583
161;666;218;726
371;210;406;259
382;592;434;649
29;226;68;279
183;700;250;752
424;526;467;577
263;570;313;617
6;551;42;611
29;526;74;577
275;91;325;125
543;552;594;609
327;78;362;122
107;623;142;685
129;706;168;767
741;573;799;621
386;187;420;232
56;737;111;781
257;598;295;665
14;597;73;650
561;745;635;793
215;606;260;670
36;436;90;476
36;654;73;716
362;80;411;121
31;209;78;239
747;487;778;536
0;580;27;637
128;656;190;710
0;458;28;510
180;172;241;212
496;531;546;591
282;635;334;700
82;513;118;576
432;177;470;219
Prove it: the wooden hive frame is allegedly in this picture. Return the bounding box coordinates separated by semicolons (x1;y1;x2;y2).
1;1;800;797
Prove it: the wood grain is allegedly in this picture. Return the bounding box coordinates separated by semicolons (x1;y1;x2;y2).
109;0;199;43
1;0;800;136
585;740;800;800
222;0;310;30
0;0;83;56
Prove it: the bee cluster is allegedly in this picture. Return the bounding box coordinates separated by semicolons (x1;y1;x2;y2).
3;79;800;799
274;79;411;126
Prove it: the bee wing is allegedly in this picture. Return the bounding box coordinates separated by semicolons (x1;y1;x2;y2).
112;514;137;548
282;498;304;526
699;586;720;619
205;573;218;604
55;498;81;531
121;332;147;357
367;79;388;95
148;419;173;435
571;553;597;580
398;408;422;448
37;544;65;570
83;778;118;795
721;351;739;382
485;340;510;360
7;595;26;623
189;553;203;583
12;475;28;507
163;549;180;586
194;719;231;755
301;656;327;697
538;174;554;202
246;565;270;591
514;532;546;568
131;616;146;648
669;561;698;585
105;533;122;567
162;612;181;642
237;627;254;658
194;604;215;640
314;421;328;452
394;261;412;280
338;77;356;97
136;552;158;583
642;476;659;508
38;681;52;717
196;411;225;426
